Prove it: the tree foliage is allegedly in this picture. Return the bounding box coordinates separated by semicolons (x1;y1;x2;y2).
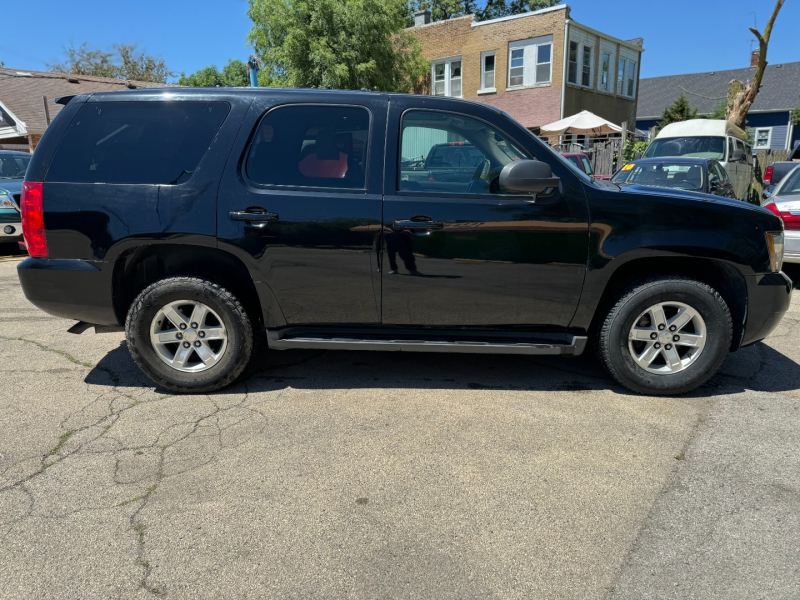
791;96;800;126
659;94;698;128
708;99;727;120
248;0;428;92
178;60;250;87
50;43;174;83
409;0;560;22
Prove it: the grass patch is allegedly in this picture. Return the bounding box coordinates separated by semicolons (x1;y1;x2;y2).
48;430;74;457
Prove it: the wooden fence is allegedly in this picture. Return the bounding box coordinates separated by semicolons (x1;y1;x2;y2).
552;139;624;177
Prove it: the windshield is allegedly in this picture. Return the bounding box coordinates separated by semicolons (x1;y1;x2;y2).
776;166;800;196
611;162;705;192
645;136;725;160
0;154;30;179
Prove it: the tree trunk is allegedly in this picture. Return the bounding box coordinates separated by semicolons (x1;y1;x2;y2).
726;0;785;128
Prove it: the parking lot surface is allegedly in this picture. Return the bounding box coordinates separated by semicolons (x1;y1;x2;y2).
1;254;799;599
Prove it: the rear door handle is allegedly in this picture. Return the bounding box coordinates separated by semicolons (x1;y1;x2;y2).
393;219;444;230
229;210;279;222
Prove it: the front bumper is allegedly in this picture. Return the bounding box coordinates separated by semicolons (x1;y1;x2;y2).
741;271;793;346
0;208;22;241
17;258;119;325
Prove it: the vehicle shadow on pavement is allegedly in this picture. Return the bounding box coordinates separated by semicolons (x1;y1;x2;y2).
86;338;800;397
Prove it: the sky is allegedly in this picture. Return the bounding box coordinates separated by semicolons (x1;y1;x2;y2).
1;0;798;81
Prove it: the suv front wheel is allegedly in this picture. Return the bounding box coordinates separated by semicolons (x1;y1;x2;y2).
598;277;732;395
125;277;254;393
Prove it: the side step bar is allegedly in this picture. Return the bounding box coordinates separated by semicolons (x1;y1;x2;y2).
267;329;587;356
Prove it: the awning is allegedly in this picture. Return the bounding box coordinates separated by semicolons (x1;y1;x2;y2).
539;110;623;136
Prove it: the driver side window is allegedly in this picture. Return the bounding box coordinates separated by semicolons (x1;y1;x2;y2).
398;110;528;195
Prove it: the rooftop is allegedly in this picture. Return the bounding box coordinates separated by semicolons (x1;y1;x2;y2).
637;61;800;119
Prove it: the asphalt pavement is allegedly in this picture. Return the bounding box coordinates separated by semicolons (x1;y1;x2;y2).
1;251;798;599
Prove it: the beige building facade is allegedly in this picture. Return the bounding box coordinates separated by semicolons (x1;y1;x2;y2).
409;5;644;138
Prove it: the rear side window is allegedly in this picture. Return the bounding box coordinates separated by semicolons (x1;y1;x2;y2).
47;101;230;185
246;105;370;190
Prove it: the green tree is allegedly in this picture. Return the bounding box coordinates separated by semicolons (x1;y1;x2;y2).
179;59;250;87
411;0;477;21
708;99;727;120
248;0;428;92
50;43;174;83
658;94;698;128
791;95;800;126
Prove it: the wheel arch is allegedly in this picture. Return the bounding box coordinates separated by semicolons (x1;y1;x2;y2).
581;256;748;351
112;244;266;331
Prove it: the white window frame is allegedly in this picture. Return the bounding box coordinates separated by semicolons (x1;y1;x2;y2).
431;56;462;98
480;51;496;93
618;48;639;98
597;40;616;94
754;127;773;149
567;29;595;89
506;36;553;90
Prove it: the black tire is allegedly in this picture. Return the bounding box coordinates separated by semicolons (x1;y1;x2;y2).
125;276;254;393
598;277;732;395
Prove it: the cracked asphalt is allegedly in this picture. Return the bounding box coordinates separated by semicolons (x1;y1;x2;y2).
1;252;799;599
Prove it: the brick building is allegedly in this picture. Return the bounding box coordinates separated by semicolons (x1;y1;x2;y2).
0;67;174;152
408;4;644;139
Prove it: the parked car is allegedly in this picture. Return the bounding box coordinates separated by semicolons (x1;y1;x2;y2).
644;120;754;201
763;164;800;264
402;141;520;189
561;152;610;180
610;157;737;199
763;142;800;188
17;89;790;396
0;150;30;245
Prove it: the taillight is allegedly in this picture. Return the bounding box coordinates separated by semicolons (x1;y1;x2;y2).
764;165;773;185
20;181;47;258
764;201;800;230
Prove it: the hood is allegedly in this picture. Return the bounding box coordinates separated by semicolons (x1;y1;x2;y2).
600;180;769;214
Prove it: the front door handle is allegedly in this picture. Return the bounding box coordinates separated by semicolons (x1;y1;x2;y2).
229;209;279;222
393;219;444;231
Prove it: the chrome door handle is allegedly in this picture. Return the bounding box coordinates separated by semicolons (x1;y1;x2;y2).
229;210;279;222
393;219;444;230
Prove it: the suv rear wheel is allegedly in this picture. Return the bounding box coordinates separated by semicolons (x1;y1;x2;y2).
598;277;732;395
125;277;254;393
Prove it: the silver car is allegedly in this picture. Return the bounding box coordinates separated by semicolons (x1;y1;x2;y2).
763;164;800;264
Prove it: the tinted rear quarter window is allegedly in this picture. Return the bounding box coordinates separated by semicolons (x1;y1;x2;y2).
47;101;230;184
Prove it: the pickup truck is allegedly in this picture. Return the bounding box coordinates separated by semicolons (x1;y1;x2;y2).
16;89;791;396
763;143;800;187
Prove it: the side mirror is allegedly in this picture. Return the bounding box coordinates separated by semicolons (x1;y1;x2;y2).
499;160;560;194
731;149;745;162
762;185;775;201
709;177;721;190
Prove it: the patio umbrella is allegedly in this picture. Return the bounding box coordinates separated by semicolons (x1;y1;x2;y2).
539;110;622;137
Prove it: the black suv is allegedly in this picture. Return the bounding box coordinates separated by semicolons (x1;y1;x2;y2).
17;89;791;395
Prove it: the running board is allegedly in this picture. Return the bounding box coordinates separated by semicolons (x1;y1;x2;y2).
267;329;587;356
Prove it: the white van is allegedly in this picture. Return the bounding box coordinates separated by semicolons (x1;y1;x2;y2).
644;120;754;201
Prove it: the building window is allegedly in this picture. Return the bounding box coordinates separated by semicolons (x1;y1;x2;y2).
617;55;637;98
600;51;611;92
627;61;636;97
536;43;551;83
581;44;593;86
568;41;579;84
507;36;552;89
754;128;772;149
481;51;496;91
431;57;462;98
509;49;524;87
